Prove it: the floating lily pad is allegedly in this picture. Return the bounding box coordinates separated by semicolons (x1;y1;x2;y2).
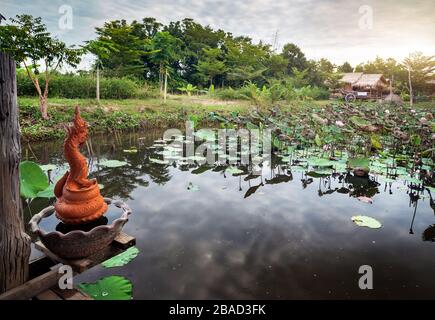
99;160;128;168
123;148;138;154
102;247;139;268
351;215;382;229
226;167;244;175
149;158;169;165
20;161;49;199
78;276;132;300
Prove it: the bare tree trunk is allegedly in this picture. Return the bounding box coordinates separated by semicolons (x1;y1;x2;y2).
39;94;49;119
163;69;168;104
96;65;100;103
408;68;413;106
0;53;31;294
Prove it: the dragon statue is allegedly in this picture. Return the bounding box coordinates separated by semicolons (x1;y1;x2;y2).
54;106;107;224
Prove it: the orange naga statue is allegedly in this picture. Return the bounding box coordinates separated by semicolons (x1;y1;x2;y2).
54;106;108;224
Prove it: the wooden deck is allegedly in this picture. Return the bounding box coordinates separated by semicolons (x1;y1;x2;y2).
0;232;136;300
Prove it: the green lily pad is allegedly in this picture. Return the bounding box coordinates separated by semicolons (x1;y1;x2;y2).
78;276;132;300
351;215;382;229
102;247;139;268
226;167;244;175
20;161;49;199
123;148;138;154
99;160;128;168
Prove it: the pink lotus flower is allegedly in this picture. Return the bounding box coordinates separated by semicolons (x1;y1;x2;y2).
323;144;330;151
335;120;344;127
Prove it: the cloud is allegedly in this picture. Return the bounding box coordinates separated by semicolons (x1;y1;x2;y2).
2;0;434;66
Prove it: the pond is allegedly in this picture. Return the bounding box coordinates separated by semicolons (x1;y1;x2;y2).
24;129;435;299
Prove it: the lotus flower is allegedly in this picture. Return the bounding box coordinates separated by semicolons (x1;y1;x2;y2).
335;120;344;127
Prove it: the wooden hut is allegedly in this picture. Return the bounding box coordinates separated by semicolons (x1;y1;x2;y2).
338;73;389;100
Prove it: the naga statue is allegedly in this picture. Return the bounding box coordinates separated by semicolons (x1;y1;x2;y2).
54;106;107;224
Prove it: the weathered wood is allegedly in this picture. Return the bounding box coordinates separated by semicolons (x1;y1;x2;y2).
35;289;62;300
0;52;31;294
113;231;136;249
51;287;93;300
0;264;62;300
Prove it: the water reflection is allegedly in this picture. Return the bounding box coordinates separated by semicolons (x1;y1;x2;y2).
23;130;435;299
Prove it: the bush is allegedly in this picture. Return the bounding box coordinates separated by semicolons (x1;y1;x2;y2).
16;71;154;99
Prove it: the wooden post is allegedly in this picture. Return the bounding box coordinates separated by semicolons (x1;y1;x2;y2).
0;52;31;294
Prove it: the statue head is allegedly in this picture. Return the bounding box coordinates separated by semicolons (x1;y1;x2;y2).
68;106;88;146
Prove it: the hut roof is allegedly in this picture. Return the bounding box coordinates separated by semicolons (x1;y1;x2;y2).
353;74;388;88
340;72;363;84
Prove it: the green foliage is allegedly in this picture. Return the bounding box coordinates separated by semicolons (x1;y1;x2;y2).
17;71;151;99
19;161;49;199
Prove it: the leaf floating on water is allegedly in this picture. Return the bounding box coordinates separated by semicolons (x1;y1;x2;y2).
102;246;139;268
357;196;373;204
99;160;128;168
123;148;138;154
149;158;169;165
187;182;200;191
78;276;132;300
226;167;244;175
351;215;382;229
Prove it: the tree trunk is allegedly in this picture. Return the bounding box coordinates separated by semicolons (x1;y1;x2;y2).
39;94;49;119
96;65;100;103
0;52;31;294
408;68;413;106
163;70;168;104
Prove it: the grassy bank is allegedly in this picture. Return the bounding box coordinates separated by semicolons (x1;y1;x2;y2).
18;95;257;141
18;95;432;141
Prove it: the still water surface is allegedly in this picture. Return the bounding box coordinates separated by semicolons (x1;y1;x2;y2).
24;130;435;299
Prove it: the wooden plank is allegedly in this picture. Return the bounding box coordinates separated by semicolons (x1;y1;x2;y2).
51;287;93;300
113;232;136;249
0;265;62;300
34;289;62;300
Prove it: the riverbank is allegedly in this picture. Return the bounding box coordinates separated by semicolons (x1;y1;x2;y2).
18;95;433;141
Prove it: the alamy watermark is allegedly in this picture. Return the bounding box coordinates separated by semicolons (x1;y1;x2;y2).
358;265;373;290
161;121;272;166
58;5;73;30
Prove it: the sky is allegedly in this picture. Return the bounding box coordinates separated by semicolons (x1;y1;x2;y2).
1;0;434;69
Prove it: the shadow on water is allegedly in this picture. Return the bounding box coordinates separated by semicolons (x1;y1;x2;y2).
22;129;435;299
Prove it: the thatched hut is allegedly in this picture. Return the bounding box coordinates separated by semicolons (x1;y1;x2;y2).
339;73;389;99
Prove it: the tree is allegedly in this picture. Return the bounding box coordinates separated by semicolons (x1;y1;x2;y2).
84;39;118;103
281;43;307;74
0;52;31;294
196;47;227;85
93;19;150;78
337;62;353;73
402;52;435;100
0;15;82;119
148;31;182;102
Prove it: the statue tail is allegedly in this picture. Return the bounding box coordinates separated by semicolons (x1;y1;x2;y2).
54;171;69;198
